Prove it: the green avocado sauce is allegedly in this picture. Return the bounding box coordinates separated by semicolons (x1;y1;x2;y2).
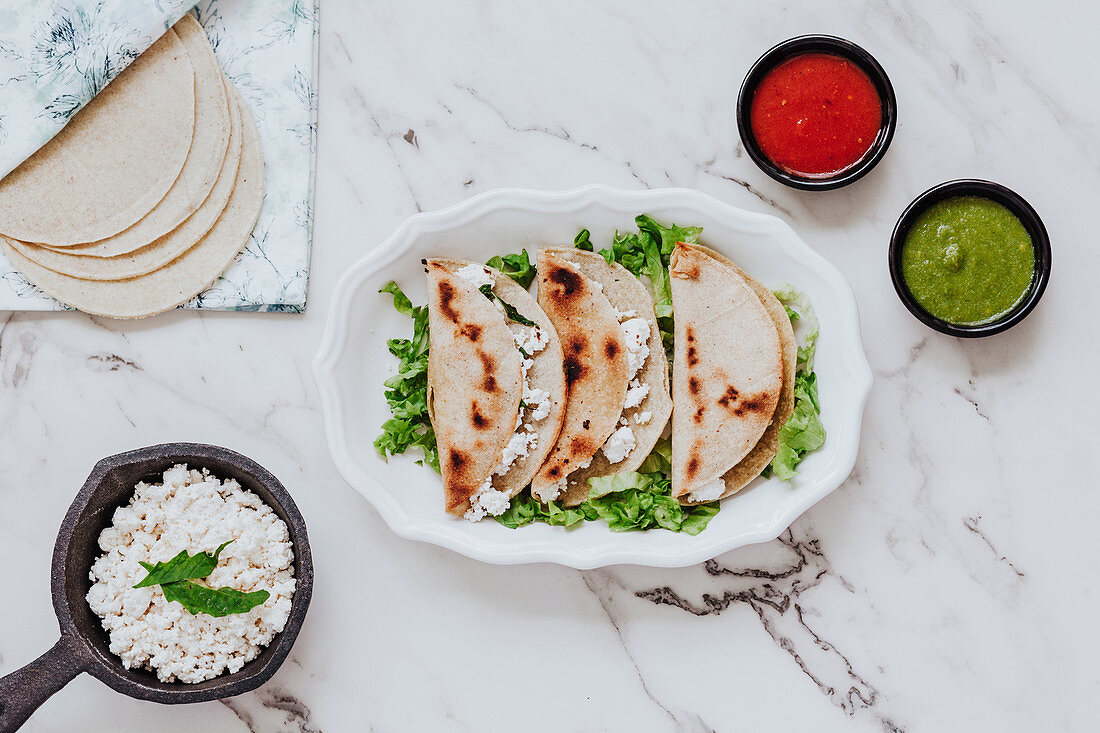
900;196;1035;326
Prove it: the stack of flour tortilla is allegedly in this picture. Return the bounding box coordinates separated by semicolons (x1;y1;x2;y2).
0;15;264;319
421;241;799;522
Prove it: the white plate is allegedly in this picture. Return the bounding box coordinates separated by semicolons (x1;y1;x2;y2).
314;186;872;568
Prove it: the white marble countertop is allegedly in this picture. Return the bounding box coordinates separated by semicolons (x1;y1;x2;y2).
2;0;1096;730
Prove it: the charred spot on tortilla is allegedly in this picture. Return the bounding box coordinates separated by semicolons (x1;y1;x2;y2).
564;355;585;385
582;419;590;430
458;323;482;341
477;351;498;392
604;338;620;360
546;465;562;479
685;326;700;367
448;449;467;470
732;392;773;416
686;453;701;479
569;436;594;456
717;385;740;408
547;265;583;297
688;376;701;395
470;403;489;430
693;405;705;423
437;280;459;322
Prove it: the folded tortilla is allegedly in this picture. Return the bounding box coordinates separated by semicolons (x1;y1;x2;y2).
669;243;784;501
692;245;796;501
530;251;630;503
425;259;566;517
537;248;673;506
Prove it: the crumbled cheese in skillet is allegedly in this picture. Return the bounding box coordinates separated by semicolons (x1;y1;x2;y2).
634;410;652;425
86;466;295;684
613;307;637;320
689;478;726;503
603;425;637;464
456;264;494;289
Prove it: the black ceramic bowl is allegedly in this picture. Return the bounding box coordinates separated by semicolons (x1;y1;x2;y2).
888;179;1051;337
0;444;313;732
736;35;897;190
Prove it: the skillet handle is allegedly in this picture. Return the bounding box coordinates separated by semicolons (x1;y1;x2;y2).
0;635;86;733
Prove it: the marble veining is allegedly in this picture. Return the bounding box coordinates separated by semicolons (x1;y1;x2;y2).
1;0;1096;730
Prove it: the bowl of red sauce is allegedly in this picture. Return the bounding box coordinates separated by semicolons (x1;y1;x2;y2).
737;35;897;190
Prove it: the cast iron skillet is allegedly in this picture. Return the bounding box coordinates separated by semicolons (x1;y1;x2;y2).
0;443;313;732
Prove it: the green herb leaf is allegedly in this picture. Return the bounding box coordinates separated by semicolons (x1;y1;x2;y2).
133;541;232;588
478;284;536;326
573;229;593;251
486;249;536;288
160;581;270;618
375;282;439;472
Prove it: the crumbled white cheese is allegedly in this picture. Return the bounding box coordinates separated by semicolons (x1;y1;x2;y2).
624;380;650;409
524;385;552;421
86;466;295;684
603;425;637;464
496;428;538;475
513;324;550;355
542;478;567;502
456;264;494;289
634;410;652;425
465;477;512;521
689;478;726;503
619;317;650;375
613;307;637;320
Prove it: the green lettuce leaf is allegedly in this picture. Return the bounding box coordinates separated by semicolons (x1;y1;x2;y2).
495;441;719;534
486;249;536;288
584;215;701;365
375;282;439;472
767;288;826;480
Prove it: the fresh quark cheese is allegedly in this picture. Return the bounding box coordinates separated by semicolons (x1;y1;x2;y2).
690;477;725;502
456;263;494;289
86;465;295;684
603;425;637;464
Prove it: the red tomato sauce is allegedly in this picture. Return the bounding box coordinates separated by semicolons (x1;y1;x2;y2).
749;52;882;178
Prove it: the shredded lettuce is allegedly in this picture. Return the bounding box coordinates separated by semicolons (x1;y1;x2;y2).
583;215;700;365
767;287;826;479
494;439;720;535
374;282;439;472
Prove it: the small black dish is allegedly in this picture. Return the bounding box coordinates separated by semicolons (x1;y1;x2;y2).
888;179;1051;338
0;444;313;732
736;34;897;191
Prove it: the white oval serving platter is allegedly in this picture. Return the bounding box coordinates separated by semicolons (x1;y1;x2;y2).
314;185;872;568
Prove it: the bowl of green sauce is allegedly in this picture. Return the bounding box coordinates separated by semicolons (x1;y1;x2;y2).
889;180;1051;337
